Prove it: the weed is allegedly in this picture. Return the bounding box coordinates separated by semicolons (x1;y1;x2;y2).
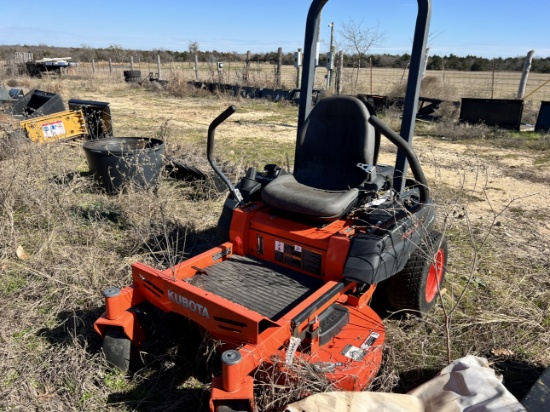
104;371;128;392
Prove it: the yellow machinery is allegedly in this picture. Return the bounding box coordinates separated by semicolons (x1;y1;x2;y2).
20;110;88;143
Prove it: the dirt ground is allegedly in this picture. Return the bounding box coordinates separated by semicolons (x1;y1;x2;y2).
414;139;550;248
109;86;550;250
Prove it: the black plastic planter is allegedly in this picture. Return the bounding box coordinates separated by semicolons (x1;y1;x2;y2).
83;137;164;194
11;89;65;119
69;99;113;139
460;98;524;130
535;101;550;133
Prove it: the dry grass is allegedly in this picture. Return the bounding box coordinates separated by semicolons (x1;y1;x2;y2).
0;73;548;411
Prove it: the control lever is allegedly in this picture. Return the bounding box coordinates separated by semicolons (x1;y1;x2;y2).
207;106;243;202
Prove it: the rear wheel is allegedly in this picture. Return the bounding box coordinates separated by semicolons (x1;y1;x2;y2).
102;327;132;372
386;231;448;316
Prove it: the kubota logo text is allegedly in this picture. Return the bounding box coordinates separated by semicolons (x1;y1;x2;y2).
168;290;210;319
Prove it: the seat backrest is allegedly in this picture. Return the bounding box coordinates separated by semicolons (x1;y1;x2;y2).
293;95;375;191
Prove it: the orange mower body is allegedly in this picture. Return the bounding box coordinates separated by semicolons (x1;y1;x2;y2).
95;203;386;409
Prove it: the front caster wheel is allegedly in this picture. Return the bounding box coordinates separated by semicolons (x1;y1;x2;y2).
102;327;132;372
216;400;251;412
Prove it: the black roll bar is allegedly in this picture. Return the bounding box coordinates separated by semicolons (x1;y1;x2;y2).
297;0;432;195
368;115;429;204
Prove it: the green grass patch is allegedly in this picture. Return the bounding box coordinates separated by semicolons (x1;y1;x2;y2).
104;371;129;392
0;273;27;295
219;136;295;168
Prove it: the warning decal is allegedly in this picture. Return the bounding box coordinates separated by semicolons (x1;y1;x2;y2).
41;120;66;138
341;331;380;361
285;336;302;365
360;331;380;351
341;344;367;361
273;239;322;275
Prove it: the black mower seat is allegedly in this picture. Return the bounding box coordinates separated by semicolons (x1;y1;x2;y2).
262;95;376;222
262;173;360;221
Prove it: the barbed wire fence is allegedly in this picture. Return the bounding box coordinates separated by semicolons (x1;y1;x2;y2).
70;56;550;103
2;52;549;103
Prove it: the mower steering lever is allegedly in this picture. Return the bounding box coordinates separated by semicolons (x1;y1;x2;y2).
207;106;243;202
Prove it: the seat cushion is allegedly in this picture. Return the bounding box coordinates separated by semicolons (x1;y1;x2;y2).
262;173;359;221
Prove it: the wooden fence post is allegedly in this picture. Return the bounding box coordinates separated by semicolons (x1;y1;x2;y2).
92;59;96;73
422;47;430;79
157;55;161;78
518;50;535;99
109;58;112;73
491;59;496;99
131;56;134;71
336;51;344;95
244;50;251;84
195;54;199;80
277;47;283;87
296;48;302;89
370;57;373;94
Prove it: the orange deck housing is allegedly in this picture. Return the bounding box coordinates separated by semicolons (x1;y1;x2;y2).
94;203;385;410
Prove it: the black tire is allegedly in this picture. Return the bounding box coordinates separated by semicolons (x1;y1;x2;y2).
123;70;142;83
386;230;448;316
123;70;141;78
102;327;132;372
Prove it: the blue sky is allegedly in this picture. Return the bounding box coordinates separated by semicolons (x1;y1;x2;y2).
1;0;549;58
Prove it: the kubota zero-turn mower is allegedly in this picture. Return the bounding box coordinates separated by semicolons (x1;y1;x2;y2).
95;1;447;410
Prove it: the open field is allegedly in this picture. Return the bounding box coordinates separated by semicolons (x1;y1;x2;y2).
0;74;549;411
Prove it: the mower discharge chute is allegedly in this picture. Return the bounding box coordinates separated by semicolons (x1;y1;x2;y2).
94;1;446;411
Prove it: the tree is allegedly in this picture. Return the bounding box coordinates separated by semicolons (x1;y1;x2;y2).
79;43;95;62
470;58;488;72
188;41;199;61
107;44;125;62
339;19;385;92
394;53;411;69
427;54;443;70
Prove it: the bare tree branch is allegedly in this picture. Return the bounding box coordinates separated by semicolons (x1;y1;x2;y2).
338;19;386;92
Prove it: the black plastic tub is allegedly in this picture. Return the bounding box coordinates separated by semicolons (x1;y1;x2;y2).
11;89;65;119
459;98;524;130
83;137;164;193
